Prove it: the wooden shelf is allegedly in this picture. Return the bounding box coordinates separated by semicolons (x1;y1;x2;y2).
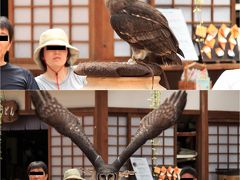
177;131;197;137
176;114;199;171
161;62;240;72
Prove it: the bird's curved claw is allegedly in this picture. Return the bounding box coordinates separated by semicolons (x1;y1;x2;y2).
127;58;137;65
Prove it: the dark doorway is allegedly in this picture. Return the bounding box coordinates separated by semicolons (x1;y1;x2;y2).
1;130;48;180
237;0;240;26
1;0;8;16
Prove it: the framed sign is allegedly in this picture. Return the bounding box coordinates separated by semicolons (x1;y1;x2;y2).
130;157;153;180
1;100;19;123
158;9;199;61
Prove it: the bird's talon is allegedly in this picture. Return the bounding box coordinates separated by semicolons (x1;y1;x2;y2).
127;58;136;65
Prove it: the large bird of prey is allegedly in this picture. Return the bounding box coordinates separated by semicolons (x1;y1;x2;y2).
105;0;184;65
31;91;187;180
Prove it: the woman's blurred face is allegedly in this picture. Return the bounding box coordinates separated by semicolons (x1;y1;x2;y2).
28;168;48;180
43;45;68;71
0;28;11;61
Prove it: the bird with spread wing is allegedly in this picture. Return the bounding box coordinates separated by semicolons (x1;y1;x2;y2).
31;91;187;180
105;0;184;65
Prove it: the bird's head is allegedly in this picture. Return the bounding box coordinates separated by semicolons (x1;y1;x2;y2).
96;165;118;180
96;172;117;180
105;0;136;13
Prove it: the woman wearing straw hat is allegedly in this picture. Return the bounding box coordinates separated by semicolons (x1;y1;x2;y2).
63;168;85;180
34;28;87;90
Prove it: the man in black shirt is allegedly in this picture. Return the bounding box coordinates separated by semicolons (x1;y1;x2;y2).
0;16;39;90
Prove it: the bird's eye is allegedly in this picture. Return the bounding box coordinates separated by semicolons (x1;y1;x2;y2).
99;174;106;180
108;173;116;180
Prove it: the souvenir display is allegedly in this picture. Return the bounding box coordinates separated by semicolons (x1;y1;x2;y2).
195;24;240;62
153;166;182;180
179;62;211;90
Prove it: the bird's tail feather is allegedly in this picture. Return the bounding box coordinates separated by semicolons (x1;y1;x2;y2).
160;53;182;65
177;48;185;58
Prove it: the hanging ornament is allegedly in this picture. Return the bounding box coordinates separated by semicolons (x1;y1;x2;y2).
148;90;161;176
194;0;205;43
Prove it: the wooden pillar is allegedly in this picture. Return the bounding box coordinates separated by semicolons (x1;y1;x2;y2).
48;127;52;179
25;91;32;111
94;91;108;162
90;1;114;61
8;0;14;59
198;91;209;180
231;0;236;25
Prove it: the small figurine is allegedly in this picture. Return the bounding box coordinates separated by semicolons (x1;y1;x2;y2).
215;48;224;57
202;46;212;59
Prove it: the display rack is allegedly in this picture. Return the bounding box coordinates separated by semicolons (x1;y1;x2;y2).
176;114;199;171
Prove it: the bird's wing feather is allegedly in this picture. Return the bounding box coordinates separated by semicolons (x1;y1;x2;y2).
110;2;179;55
112;91;187;171
139;91;187;138
31;91;105;171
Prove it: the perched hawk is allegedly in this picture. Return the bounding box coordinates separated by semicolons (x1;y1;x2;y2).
105;0;185;65
31;91;187;180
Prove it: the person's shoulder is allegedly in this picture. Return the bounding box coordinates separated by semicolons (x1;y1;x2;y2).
35;75;50;90
7;63;32;74
222;69;240;76
35;74;49;85
212;69;240;90
7;63;24;69
67;67;87;88
35;74;45;80
70;67;87;81
219;69;240;81
69;67;85;77
69;67;80;78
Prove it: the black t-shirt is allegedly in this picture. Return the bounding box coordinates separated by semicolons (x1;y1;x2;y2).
0;63;39;90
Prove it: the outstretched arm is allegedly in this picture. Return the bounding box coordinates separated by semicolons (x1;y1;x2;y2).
31;91;105;171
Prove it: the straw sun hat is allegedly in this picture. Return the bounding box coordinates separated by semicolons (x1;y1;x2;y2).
33;28;79;70
63;168;84;180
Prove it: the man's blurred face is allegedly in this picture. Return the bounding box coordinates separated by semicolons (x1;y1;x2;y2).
0;28;11;61
28;168;48;180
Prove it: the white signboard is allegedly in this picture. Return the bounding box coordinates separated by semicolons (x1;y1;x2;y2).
130;157;154;180
158;9;199;61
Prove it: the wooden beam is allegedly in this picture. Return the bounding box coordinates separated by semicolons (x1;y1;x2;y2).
208;111;240;123
25;91;32;111
94;91;108;162
197;91;209;180
231;0;236;24
91;0;114;61
48;127;52;180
